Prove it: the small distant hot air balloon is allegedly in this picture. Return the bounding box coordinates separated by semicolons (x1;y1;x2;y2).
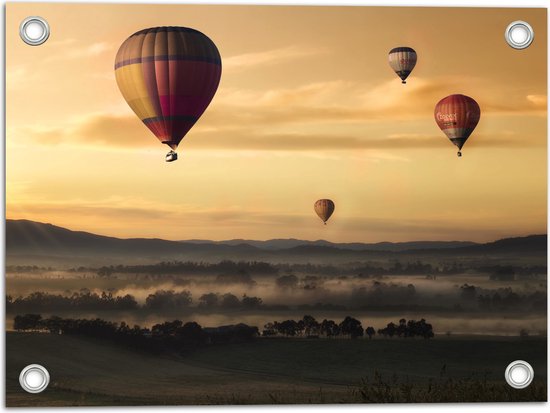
115;27;222;162
314;199;335;225
434;94;481;157
388;47;417;84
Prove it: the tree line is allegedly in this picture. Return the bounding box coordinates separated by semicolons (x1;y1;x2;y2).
58;260;546;278
6;265;53;273
6;290;264;312
12;314;259;353
8;282;544;313
459;284;546;311
262;315;434;339
84;260;277;277
13;313;434;344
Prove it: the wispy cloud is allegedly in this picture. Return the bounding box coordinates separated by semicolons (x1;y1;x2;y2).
17;114;156;148
526;94;547;108
18;112;536;154
44;42;113;62
224;45;327;71
208;77;546;129
15;75;545;152
6;65;38;90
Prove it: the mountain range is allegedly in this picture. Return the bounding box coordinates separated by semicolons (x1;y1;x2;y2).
5;219;547;267
183;238;478;251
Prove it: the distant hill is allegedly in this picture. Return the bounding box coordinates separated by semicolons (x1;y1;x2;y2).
449;234;547;255
5;219;262;265
184;238;479;252
5;219;547;267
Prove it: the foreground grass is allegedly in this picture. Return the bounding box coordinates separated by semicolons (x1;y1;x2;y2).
184;336;547;384
6;333;547;406
353;370;546;403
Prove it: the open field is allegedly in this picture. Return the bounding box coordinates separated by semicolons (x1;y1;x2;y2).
6;332;547;406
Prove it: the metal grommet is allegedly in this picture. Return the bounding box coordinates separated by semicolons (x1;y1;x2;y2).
19;364;50;393
505;360;534;389
19;16;50;46
505;21;534;50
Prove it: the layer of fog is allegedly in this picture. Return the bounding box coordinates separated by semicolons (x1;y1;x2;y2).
7;271;545;309
7;269;546;336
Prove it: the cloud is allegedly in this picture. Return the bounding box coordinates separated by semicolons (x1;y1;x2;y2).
482;94;547;114
47;38;78;47
19;114;157;148
44;42;113;62
224;45;327;71
206;77;546;131
6;65;38;90
195;132;444;151
15;75;545;152
526;94;547;108
18;114;538;153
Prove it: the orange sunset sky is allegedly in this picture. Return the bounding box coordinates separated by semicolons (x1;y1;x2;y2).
6;3;547;242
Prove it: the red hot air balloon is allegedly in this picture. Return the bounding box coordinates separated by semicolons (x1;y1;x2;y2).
434;94;480;157
388;47;417;84
115;27;222;162
314;199;335;225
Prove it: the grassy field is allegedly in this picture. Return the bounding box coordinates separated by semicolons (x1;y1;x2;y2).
6;333;547;406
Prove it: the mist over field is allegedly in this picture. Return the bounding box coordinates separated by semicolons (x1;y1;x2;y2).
6;220;547;336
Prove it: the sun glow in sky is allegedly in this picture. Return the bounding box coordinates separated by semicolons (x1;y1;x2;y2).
6;3;547;242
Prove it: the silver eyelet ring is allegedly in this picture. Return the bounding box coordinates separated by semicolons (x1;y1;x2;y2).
505;360;534;389
19;364;50;393
20;16;50;46
505;21;534;50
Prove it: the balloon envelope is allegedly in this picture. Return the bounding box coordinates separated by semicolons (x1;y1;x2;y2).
115;27;221;150
434;94;480;155
314;199;335;224
388;47;417;84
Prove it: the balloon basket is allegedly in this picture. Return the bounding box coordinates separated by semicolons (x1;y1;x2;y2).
165;151;178;162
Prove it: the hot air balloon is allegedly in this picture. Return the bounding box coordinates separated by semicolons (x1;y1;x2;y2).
434;94;481;157
314;199;335;225
388;47;417;84
115;27;222;162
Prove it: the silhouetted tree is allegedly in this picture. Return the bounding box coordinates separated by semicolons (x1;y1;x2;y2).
198;293;219;308
339;316;364;339
177;321;205;345
151;320;183;336
220;293;240;309
14;314;42;331
366;326;376;339
320;319;340;337
302;315;320;336
277;319;300;336
262;322;277;336
241;295;262;309
145;290;192;310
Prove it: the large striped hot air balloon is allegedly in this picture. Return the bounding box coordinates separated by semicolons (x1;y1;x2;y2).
314;199;335;225
388;47;417;84
115;27;222;162
434;94;481;157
